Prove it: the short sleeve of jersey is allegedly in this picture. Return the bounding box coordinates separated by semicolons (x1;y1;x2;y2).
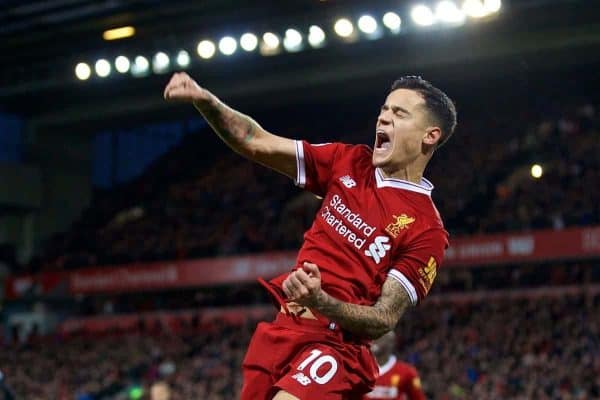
294;140;349;197
387;228;448;305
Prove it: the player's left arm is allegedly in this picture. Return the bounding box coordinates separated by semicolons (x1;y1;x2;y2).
283;228;447;340
283;263;410;340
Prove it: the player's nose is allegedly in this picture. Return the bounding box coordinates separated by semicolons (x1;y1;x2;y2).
377;112;391;126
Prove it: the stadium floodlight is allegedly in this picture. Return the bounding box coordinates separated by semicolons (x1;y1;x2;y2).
75;62;91;80
115;56;130;73
263;32;280;49
411;5;436;26
219;36;237;56
152;52;170;73
197;40;216;59
530;164;543;179
240;33;258;51
103;26;135;41
436;1;466;24
283;29;303;52
382;12;402;33
260;32;281;56
95;59;111;77
483;0;501;13
463;0;488;18
175;50;190;68
131;55;150;77
334;18;354;38
308;25;326;47
358;15;378;34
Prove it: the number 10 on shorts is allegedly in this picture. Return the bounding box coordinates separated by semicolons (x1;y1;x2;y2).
294;349;338;385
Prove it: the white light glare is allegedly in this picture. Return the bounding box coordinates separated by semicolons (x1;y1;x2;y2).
219;36;237;55
531;164;543;179
115;56;130;73
411;5;436;26
484;0;502;13
463;0;488;18
131;55;149;77
308;25;326;47
240;33;258;51
262;32;280;49
153;52;170;73
197;40;216;59
95;59;111;77
283;29;303;51
436;1;466;24
334;18;354;37
382;12;402;33
176;50;190;68
75;62;91;80
358;15;378;34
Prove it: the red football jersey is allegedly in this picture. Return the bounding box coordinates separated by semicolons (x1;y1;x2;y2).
268;141;448;307
364;356;426;400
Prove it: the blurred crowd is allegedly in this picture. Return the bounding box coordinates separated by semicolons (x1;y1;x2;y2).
21;100;599;272
1;293;598;399
400;295;600;399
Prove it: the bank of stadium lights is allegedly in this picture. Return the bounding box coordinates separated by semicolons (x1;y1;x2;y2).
218;36;237;55
260;32;281;55
240;33;258;51
530;164;543;179
358;15;378;34
483;0;502;13
308;25;326;47
462;0;501;18
75;2;503;81
382;12;401;33
334;18;354;38
283;29;303;52
197;40;216;59
411;5;436;27
95;59;111;78
75;62;91;80
436;1;466;24
131;55;149;77
115;56;130;73
175;50;190;68
152;52;170;73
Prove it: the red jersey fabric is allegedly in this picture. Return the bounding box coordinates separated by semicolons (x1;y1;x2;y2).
244;141;447;399
241;312;378;400
364;356;426;400
268;141;448;307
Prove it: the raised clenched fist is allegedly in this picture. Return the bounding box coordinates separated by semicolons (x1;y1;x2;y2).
163;72;211;104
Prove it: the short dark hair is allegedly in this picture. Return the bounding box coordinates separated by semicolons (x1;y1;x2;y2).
390;76;457;148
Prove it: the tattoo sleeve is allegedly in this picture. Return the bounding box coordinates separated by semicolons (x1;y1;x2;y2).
193;95;260;156
313;276;412;340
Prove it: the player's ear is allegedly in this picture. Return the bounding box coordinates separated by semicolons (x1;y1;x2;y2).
422;127;441;147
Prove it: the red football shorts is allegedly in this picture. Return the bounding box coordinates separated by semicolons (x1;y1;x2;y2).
241;312;378;400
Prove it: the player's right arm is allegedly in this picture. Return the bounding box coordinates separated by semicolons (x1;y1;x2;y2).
163;72;296;179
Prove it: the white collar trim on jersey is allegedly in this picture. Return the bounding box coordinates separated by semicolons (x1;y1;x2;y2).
379;355;397;375
375;168;433;196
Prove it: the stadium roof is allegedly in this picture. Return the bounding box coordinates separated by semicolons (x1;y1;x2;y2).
1;0;599;130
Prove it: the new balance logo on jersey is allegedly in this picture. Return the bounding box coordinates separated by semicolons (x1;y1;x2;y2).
292;372;312;386
339;175;357;188
364;236;391;264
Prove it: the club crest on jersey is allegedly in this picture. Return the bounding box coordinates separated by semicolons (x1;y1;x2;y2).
385;214;416;238
338;175;357;188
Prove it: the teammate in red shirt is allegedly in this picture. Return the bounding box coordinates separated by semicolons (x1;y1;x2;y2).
164;72;456;400
365;331;426;400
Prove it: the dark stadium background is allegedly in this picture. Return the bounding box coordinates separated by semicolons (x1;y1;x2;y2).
0;0;599;399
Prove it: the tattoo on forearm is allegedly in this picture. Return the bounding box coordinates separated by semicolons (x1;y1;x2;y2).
195;98;258;151
315;277;411;339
